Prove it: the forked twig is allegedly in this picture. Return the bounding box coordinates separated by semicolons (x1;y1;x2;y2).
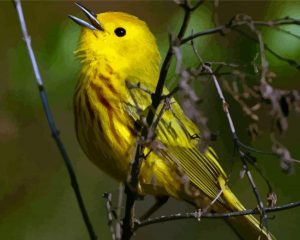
103;193;117;240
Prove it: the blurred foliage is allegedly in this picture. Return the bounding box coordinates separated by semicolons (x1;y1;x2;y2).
1;1;300;239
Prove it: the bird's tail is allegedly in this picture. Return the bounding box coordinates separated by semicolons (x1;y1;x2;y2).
221;182;275;240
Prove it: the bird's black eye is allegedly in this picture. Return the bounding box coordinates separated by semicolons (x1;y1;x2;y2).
114;27;126;37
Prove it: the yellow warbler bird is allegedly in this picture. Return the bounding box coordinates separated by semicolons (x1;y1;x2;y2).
70;3;274;239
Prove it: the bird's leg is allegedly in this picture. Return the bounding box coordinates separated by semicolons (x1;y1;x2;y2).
139;196;169;220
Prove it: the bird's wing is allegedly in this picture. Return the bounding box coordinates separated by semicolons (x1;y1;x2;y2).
123;84;227;202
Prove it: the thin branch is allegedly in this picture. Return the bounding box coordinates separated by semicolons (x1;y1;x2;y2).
103;193;117;240
148;98;173;141
234;28;300;70
121;143;144;240
203;64;237;139
253;17;300;27
181;17;300;70
203;64;270;232
201;188;224;214
13;1;97;239
116;184;124;240
135;200;300;229
273;26;300;40
241;158;269;232
121;1;203;239
190;29;204;64
182;17;300;44
181;25;224;44
151;0;203;113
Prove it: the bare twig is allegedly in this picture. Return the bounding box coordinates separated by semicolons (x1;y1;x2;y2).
181;17;300;70
253;17;300;27
273;26;300;40
152;0;202;110
135;200;300;230
13;1;97;239
122;143;144;240
181;25;224;44
234;28;300;70
202;188;224;214
203;65;237;138
203;64;269;232
121;1;204;239
190;29;204;64
182;16;300;44
116;184;124;240
241;158;269;232
103;193;117;240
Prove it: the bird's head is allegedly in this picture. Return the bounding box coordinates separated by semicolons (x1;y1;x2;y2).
70;3;160;79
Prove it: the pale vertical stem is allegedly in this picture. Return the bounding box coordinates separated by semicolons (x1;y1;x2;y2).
116;183;124;240
13;1;97;239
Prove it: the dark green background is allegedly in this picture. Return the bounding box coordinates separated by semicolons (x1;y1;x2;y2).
1;1;300;239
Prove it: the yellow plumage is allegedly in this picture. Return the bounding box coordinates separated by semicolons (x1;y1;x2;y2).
72;11;274;239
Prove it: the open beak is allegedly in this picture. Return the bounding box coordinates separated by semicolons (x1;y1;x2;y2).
69;2;104;31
